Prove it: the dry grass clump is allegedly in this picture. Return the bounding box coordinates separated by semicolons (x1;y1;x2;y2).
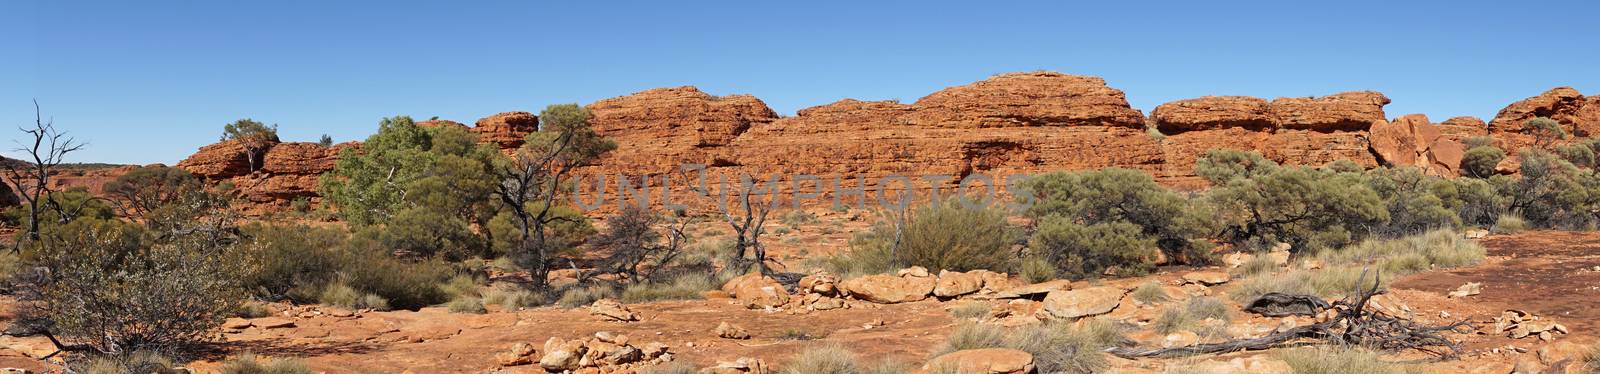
948;302;992;319
1493;214;1529;234
1130;281;1170;304
779;344;906;374
557;284;618;308
1018;256;1058;284
1318;229;1485;274
1230;255;1278;279
1275;346;1408;374
937;319;1128;374
318;283;391;311
482;289;545;310
218;353;312;374
71;351;177;374
445;296;487;314
1152;297;1231;335
620;274;718;303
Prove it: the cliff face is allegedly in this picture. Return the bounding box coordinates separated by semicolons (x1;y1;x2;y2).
172;72;1593;212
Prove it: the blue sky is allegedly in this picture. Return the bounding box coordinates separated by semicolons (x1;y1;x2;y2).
3;1;1597;165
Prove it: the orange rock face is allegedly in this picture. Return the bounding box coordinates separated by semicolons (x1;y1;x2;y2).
177;139;350;210
1151;96;1274;133
1369;114;1466;177
1489;87;1598;150
1153;91;1388;186
472;112;539;151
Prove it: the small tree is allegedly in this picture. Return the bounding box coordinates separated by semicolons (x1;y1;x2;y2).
318;134;334;147
1523;117;1565;148
220;118;279;172
496;104;615;291
1031;218;1157;278
2;102;85;251
103;166;203;221
1205;166;1388;252
1460;146;1505;178
724;182;775;274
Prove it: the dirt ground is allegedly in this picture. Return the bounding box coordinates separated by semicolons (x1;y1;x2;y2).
0;229;1595;373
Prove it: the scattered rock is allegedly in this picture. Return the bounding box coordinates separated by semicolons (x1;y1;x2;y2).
922;348;1035;374
714;322;750;339
798;272;841;296
1041;286;1126;319
699;357;770;374
495;342;538;366
897;266;932;278
590;299;639;322
539;337;588;371
1447;282;1482;298
1493;310;1570;340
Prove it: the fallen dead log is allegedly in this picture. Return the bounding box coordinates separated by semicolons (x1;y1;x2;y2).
1109;270;1468;359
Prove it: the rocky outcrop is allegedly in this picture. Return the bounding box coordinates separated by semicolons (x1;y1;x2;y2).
472;112;539;151
1489;87;1600;150
176;139;350;210
1151;96;1274;133
1368;114;1466;176
1154;92;1389;185
1437;116;1489;142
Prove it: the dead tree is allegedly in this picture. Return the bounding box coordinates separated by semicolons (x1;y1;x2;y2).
724;180;774;275
1;101;84;251
497;104;614;291
1109;270;1468;359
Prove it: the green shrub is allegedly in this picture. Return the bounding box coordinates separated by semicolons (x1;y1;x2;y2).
218;353;312;374
1523;117;1567;146
841;200;1016;273
1030;219;1156;278
1463;136;1496;150
1509;149;1596;229
621;274;717;303
1447;177;1508;227
239;224;347;302
1017;256;1057;284
1276;346;1406;374
1206;166;1387;253
1364;167;1460;237
1559;142;1597;168
1194;149;1279;185
557;284;618;308
1021;168;1211;262
440;274;483;299
1460;146;1505;178
446;297;487;314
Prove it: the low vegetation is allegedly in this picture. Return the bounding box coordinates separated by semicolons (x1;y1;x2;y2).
1275;346;1408;374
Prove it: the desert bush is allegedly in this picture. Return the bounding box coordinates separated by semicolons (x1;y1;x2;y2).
557;283;618;308
440;274;484;300
102;165;203;219
2;187;115;229
1559;142;1597;168
620;273;717;303
1194;149;1279;185
1021;168;1211;262
1017;256;1057;284
239;224;346;301
1029;219;1157;278
334;238;453;310
1324;159;1364;174
234;302;272;318
1493;214;1529;234
24;218;245;356
844;200;1017;273
1509;149;1598;229
1524;117;1567;147
1364;167;1459;237
1447;177;1508;227
446;296;488;314
373;206;484;260
1463;136;1496;149
1206;166;1388;253
1460;146;1506;178
488;203;595;258
948;302;992;319
219;353;312;374
1276;346;1406;374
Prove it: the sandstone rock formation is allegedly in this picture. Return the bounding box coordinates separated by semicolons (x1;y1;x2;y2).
922;348;1035;374
1152;92;1390;185
1368;114;1467;176
1489;87;1600;150
175;139;350;211
471;112;539;151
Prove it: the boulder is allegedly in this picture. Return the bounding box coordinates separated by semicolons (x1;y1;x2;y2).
1270;91;1389;132
714;322;750;339
699;357;770;374
495;342;538;366
1041;286;1126;319
840;273;936;304
589;299;638;322
720;273;791;308
798;272;841;296
1368;114;1466;176
921;348;1035;374
1181;271;1231;286
540;337;588;371
934;270;985;297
